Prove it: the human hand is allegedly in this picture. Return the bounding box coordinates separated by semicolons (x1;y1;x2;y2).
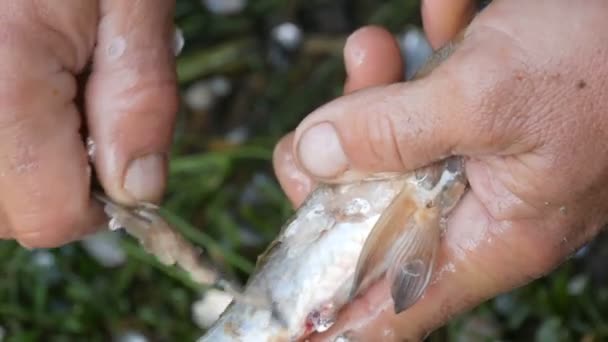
0;1;178;248
273;0;608;340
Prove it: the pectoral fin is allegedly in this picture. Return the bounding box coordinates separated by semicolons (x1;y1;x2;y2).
349;183;441;314
387;211;440;313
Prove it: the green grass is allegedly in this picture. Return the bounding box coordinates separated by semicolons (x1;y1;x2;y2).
1;1;607;341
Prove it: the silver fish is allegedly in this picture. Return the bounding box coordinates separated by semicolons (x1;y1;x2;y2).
200;157;467;342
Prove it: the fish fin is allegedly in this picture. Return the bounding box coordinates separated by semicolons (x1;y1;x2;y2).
349;183;442;314
349;183;419;300
387;210;440;314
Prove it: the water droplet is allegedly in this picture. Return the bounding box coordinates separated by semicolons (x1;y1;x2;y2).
402;259;425;277
343;198;370;216
383;328;396;338
439;216;449;232
107;36;126;60
433;262;456;284
108;217;123;231
86;137;96;160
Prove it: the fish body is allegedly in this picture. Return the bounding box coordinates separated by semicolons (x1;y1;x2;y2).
200;157;468;342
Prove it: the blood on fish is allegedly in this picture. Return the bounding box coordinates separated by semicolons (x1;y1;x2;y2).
304;304;337;335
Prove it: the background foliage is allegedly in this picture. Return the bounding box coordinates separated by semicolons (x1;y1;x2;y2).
0;1;606;341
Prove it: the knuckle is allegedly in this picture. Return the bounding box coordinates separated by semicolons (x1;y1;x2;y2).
121;79;179;145
133;80;179;117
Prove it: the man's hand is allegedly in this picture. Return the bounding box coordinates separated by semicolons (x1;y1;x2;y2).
274;0;608;340
0;1;178;248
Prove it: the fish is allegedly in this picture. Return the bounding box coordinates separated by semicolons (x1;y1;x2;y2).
200;157;467;342
198;33;467;342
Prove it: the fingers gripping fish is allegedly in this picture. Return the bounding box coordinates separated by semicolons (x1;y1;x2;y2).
200;35;467;342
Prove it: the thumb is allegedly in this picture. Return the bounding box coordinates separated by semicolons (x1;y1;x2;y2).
292;28;523;182
86;0;178;204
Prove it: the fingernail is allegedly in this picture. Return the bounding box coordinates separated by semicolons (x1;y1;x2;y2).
124;153;166;202
297;122;348;178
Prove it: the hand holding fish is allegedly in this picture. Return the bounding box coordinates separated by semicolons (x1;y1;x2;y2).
274;0;608;340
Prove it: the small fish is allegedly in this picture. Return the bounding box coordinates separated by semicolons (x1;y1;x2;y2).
200;158;467;342
199;36;466;342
